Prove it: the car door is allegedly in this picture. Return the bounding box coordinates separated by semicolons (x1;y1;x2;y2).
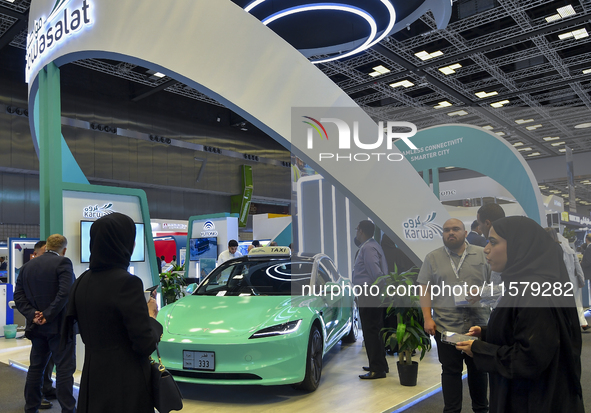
315;258;342;347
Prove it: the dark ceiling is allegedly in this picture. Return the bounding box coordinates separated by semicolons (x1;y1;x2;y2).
1;0;591;210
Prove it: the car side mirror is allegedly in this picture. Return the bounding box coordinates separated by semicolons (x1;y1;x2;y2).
185;283;198;294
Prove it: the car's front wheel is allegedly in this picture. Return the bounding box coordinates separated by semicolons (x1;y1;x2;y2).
293;325;323;391
341;300;359;343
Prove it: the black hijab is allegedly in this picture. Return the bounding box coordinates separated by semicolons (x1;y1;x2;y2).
491;216;568;284
89;212;136;271
491;217;583;400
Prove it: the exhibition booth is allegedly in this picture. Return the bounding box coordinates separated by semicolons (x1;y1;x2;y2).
5;0;586;412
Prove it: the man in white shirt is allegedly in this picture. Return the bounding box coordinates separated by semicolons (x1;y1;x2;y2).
217;240;242;266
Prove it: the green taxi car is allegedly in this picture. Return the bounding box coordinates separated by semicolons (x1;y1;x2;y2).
156;247;359;391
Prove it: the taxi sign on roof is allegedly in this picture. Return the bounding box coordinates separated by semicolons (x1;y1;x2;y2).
248;246;291;256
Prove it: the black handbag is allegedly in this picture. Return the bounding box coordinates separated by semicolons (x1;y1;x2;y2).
151;343;183;413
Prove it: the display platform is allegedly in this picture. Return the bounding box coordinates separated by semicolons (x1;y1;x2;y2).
1;332;444;413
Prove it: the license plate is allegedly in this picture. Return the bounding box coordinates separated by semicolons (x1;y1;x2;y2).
183;350;215;371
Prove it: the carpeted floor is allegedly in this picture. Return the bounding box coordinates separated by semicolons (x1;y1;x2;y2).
0;363;79;413
2;316;590;413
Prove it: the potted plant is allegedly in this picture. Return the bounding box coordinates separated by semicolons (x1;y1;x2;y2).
160;263;186;305
375;267;432;386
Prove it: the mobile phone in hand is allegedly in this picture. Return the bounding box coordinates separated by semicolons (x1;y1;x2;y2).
441;331;477;345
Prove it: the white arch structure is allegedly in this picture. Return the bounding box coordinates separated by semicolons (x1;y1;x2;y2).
27;0;451;262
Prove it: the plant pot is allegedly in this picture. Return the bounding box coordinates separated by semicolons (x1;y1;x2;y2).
397;361;418;386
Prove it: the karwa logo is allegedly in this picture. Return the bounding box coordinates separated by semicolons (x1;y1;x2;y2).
201;220;218;237
83;203;115;219
303;117;417;162
402;213;443;240
25;0;92;82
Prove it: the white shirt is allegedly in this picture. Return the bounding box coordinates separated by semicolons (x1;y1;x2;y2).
217;249;242;266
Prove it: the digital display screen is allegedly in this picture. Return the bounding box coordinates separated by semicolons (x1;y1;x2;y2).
189;238;218;261
80;221;145;263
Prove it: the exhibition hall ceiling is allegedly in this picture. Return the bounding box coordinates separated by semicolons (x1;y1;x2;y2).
1;0;591;209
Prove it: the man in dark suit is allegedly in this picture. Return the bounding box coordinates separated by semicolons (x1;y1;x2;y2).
466;220;487;247
14;234;76;413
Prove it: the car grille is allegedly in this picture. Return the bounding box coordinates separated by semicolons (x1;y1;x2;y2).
171;370;263;380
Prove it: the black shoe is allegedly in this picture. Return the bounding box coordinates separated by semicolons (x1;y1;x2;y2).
39;399;53;410
43;390;57;400
363;366;389;373
359;371;387;379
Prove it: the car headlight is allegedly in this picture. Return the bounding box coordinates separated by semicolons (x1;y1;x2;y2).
249;320;303;339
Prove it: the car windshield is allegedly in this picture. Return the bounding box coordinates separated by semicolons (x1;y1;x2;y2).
195;259;313;296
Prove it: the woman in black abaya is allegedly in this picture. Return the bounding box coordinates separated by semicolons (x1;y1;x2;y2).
456;216;584;413
66;213;162;413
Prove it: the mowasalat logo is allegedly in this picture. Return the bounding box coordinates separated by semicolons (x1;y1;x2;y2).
48;0;70;21
25;0;92;82
303;116;417;162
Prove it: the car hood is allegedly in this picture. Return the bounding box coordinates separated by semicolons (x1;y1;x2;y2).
164;295;309;338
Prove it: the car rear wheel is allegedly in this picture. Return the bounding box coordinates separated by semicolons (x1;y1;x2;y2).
341;300;359;343
293;325;323;391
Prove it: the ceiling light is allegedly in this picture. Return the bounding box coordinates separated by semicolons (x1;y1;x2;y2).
550;190;561;193
546;14;561;23
573;28;589;39
373;65;390;74
415;50;444;61
546;5;576;22
525;124;543;130
475;91;498;98
445;166;455;169
153;72;166;78
447;110;468;116
582;181;591;185
582;69;591;74
261;3;383;64
551;141;566;146
528;152;541;157
481;125;494;130
559;28;588;39
490;100;510;108
513;142;524;146
439;63;462;75
575;122;591;128
518;147;532;151
390;80;414;88
515;119;534;124
559;148;566;152
434;101;452;109
557;5;576;18
495;131;506;136
369;65;391;76
543;136;560;141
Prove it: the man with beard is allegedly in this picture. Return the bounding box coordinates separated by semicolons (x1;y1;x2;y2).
418;219;490;413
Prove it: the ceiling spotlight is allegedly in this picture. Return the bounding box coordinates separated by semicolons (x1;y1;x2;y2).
415;50;443;61
6;106;15;114
390;80;414;88
165;138;171;144
490;100;510;108
447;110;468;116
439;63;462;75
97;124;105;131
434;101;452;109
475;91;498;98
